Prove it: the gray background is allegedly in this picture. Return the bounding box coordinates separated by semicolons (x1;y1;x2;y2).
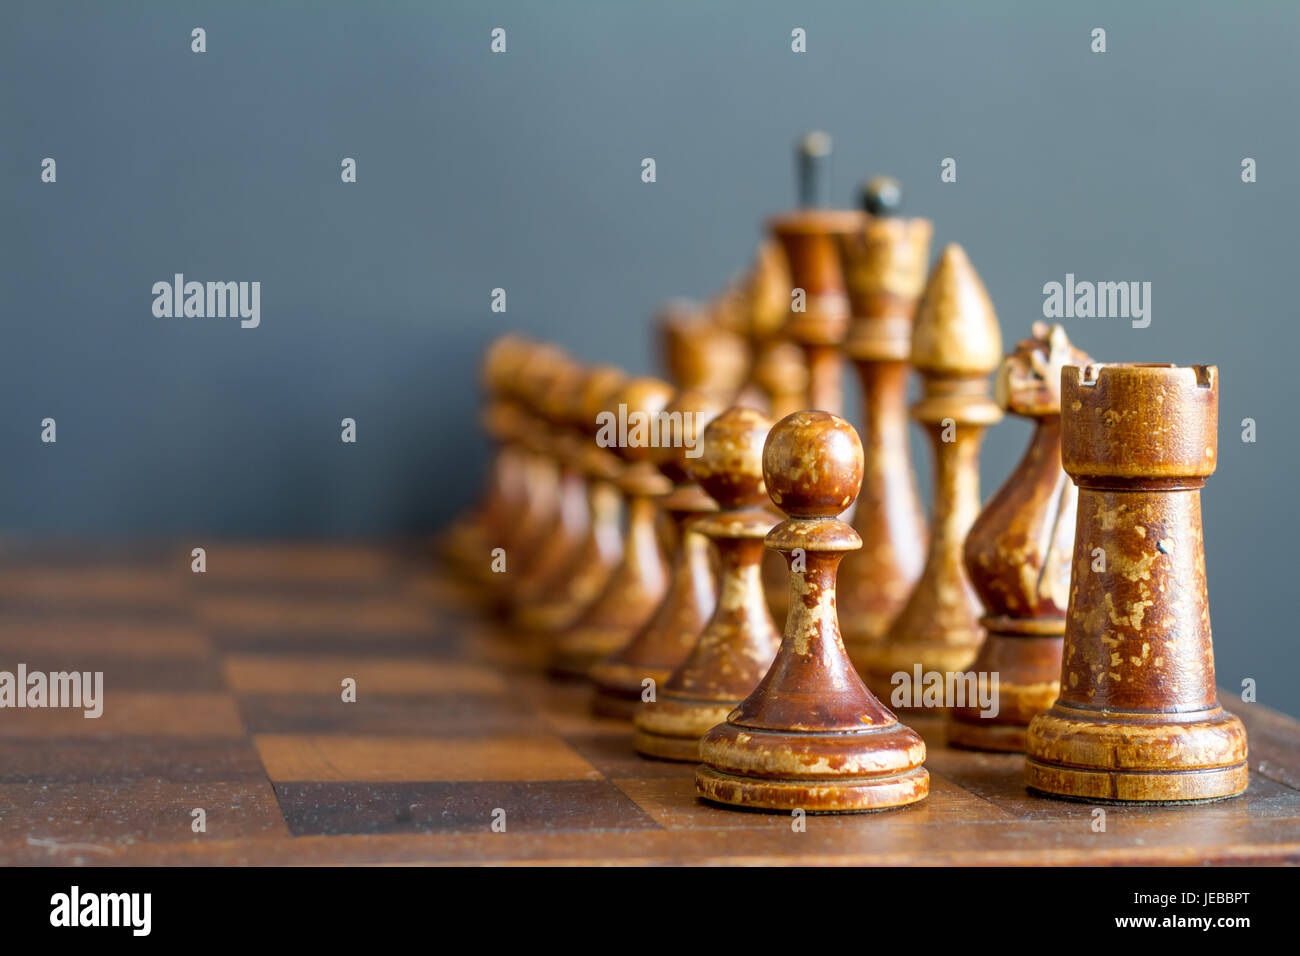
3;1;1297;716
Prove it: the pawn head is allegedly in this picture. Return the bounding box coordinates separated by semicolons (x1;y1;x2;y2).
605;376;675;464
762;410;864;518
650;389;727;484
691;406;773;509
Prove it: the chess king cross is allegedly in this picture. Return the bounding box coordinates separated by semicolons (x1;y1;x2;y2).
443;132;1246;811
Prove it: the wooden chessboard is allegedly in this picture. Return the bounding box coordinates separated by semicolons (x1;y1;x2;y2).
0;540;1297;867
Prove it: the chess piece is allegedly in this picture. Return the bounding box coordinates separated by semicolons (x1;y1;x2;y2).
835;177;932;657
551;377;673;677
634;406;782;760
769;133;863;415
488;344;573;581
857;245;1003;702
948;323;1090;751
495;354;589;610
442;334;533;578
516;368;628;633
512;364;626;619
1026;363;1248;802
590;390;724;717
658;306;750;402
696;411;930;812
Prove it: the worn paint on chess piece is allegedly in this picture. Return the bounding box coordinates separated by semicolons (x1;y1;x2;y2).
550;377;673;678
835;195;932;653
857;244;1003;702
769;209;863;416
948;323;1091;751
1025;363;1248;802
513;365;628;630
635;407;782;760
696;411;929;812
590;390;724;718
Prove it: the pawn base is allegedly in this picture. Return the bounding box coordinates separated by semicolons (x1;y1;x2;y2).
549;626;625;678
947;719;1027;752
696;765;929;813
696;720;929;813
1025;703;1249;803
946;630;1064;753
634;695;736;762
590;662;676;719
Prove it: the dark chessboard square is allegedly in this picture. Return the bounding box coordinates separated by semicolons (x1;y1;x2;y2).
275;780;661;836
0;736;268;785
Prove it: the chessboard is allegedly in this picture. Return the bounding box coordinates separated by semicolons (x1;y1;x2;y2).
0;540;1296;866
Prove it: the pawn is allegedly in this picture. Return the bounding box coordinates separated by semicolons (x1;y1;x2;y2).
551;378;673;677
516;368;627;634
590;390;725;717
948;324;1090;751
1026;363;1247;802
512;365;627;623
696;411;929;812
634;406;782;760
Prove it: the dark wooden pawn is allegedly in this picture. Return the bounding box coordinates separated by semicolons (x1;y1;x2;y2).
550;378;673;677
696;411;930;812
590;391;724;717
634;406;782;760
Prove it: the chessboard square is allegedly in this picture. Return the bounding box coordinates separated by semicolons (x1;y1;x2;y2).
0;736;269;785
253;734;602;782
0;618;210;657
2;780;289;848
222;655;505;696
0;654;224;693
193;542;396;585
564;733;700;780
274;780;659;836
237;692;536;736
0;568;181;606
196;596;432;632
0;693;243;737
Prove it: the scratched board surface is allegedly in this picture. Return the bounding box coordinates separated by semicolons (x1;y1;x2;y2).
0;540;1296;866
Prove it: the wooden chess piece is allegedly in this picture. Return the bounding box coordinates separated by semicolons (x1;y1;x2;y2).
658;306;750;402
487;344;573;579
516;368;628;634
590;390;724;717
857;245;1003;703
948;323;1090;751
511;364;625;618
442;334;533;579
1026;363;1248;802
495;354;589;610
634;406;782;760
769;132;863;416
551;377;673;677
696;411;930;812
835;177;932;658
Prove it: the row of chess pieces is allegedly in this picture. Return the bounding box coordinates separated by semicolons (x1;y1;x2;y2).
441;146;1247;812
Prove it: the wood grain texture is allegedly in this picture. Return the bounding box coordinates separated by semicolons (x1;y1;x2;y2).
0;540;1291;865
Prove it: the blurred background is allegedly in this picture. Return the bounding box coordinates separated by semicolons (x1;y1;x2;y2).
3;1;1297;715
